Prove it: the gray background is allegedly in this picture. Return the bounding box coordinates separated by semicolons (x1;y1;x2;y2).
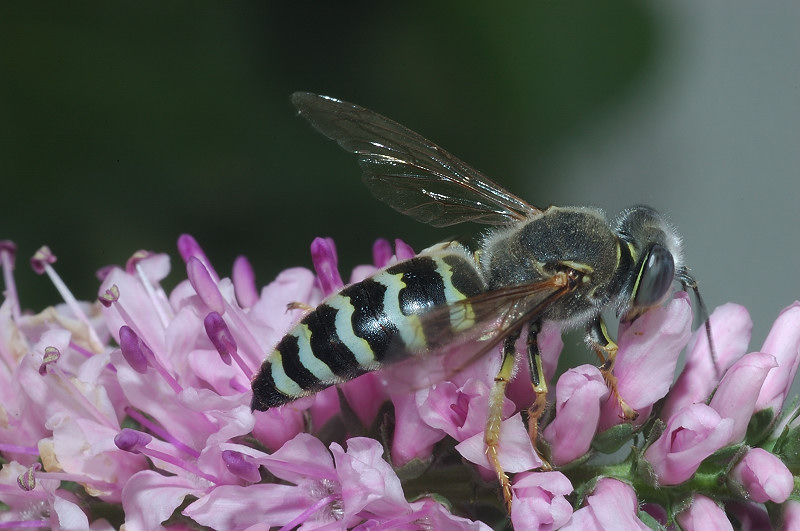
2;1;797;354
549;2;799;348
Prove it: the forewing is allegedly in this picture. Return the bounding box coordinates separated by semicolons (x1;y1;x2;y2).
387;276;571;390
291;92;540;227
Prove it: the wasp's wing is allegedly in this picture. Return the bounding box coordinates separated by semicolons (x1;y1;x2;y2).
386;275;571;391
291;92;541;227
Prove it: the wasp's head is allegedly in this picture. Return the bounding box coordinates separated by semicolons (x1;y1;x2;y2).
612;205;685;321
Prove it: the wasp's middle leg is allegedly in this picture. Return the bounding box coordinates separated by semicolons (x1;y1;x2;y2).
524;320;550;447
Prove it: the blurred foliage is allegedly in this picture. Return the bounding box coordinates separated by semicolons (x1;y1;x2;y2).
1;1;658;310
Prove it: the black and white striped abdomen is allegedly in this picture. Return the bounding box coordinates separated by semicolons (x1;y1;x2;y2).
251;246;485;411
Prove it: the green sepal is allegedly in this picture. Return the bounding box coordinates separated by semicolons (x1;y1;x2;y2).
641;418;666;453
694;443;744;476
572;475;601;506
773;424;800;473
592;422;635;454
392;454;434;482
637;508;662;530
632;446;659;487
745;407;776;445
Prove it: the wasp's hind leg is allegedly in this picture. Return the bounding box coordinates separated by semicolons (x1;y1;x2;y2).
485;329;523;513
586;317;637;421
485;321;554;512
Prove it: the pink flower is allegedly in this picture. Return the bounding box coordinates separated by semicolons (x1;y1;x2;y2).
388;390;446;465
708;352;777;444
184;434;490;530
676;495;733;531
510;471;574;530
730;447;793;503
643;403;734;485
561;478;650;530
755;302;800;415
725;502;771;530
542;365;609;466
4;231;800;529
455;413;542;476
781;500;800;530
599;293;692;430
662;303;752;419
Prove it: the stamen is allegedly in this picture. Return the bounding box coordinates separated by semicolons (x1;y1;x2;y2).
29;246;104;352
221;450;261;482
124;407;200;458
372;238;392;268
204;312;238;367
16;463;40;491
118;325;182;394
187;257;225;315
114;428;152;453
394;239;415;261
119;326;150;373
232;255;258;309
38;346;60;375
0;520;50;529
278;494;339;531
98;284;120;308
0;241;20;322
132;254;173;327
311;237;343;296
0;442;39;455
116;428;217;484
178;234;220;282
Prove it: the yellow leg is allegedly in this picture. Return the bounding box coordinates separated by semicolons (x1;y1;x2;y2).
587;317;637;421
485;333;518;513
286;301;314;312
524;321;551;464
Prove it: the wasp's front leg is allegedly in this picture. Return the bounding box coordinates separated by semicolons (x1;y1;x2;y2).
586;316;637;421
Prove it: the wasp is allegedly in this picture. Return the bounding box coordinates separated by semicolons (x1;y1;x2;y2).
251;92;711;511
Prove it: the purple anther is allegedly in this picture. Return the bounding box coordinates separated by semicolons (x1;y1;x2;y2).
30;246;56;275
372;238;392;268
98;284;120;308
204;311;236;365
16;463;41;491
394;239;415;261
114;428;153;454
232;255;258;309
311;237;343;296
118;325;150;373
38;346;61;375
222;450;261;482
187;257;224;314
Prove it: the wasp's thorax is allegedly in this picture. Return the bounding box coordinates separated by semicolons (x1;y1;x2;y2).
479;204;686;329
479;206;623;328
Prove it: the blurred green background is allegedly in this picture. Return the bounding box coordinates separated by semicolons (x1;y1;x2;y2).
2;2;798;351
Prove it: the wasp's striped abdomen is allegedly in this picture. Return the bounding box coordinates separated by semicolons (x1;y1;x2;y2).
251;247;485;411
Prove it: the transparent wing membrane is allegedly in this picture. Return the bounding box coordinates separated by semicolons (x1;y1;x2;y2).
291;92;540;227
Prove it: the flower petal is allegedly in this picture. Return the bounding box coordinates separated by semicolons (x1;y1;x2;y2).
455;413;541;473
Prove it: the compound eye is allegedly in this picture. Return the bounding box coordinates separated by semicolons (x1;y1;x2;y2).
633;244;675;309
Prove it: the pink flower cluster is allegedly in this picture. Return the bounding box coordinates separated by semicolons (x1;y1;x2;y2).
0;236;799;530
